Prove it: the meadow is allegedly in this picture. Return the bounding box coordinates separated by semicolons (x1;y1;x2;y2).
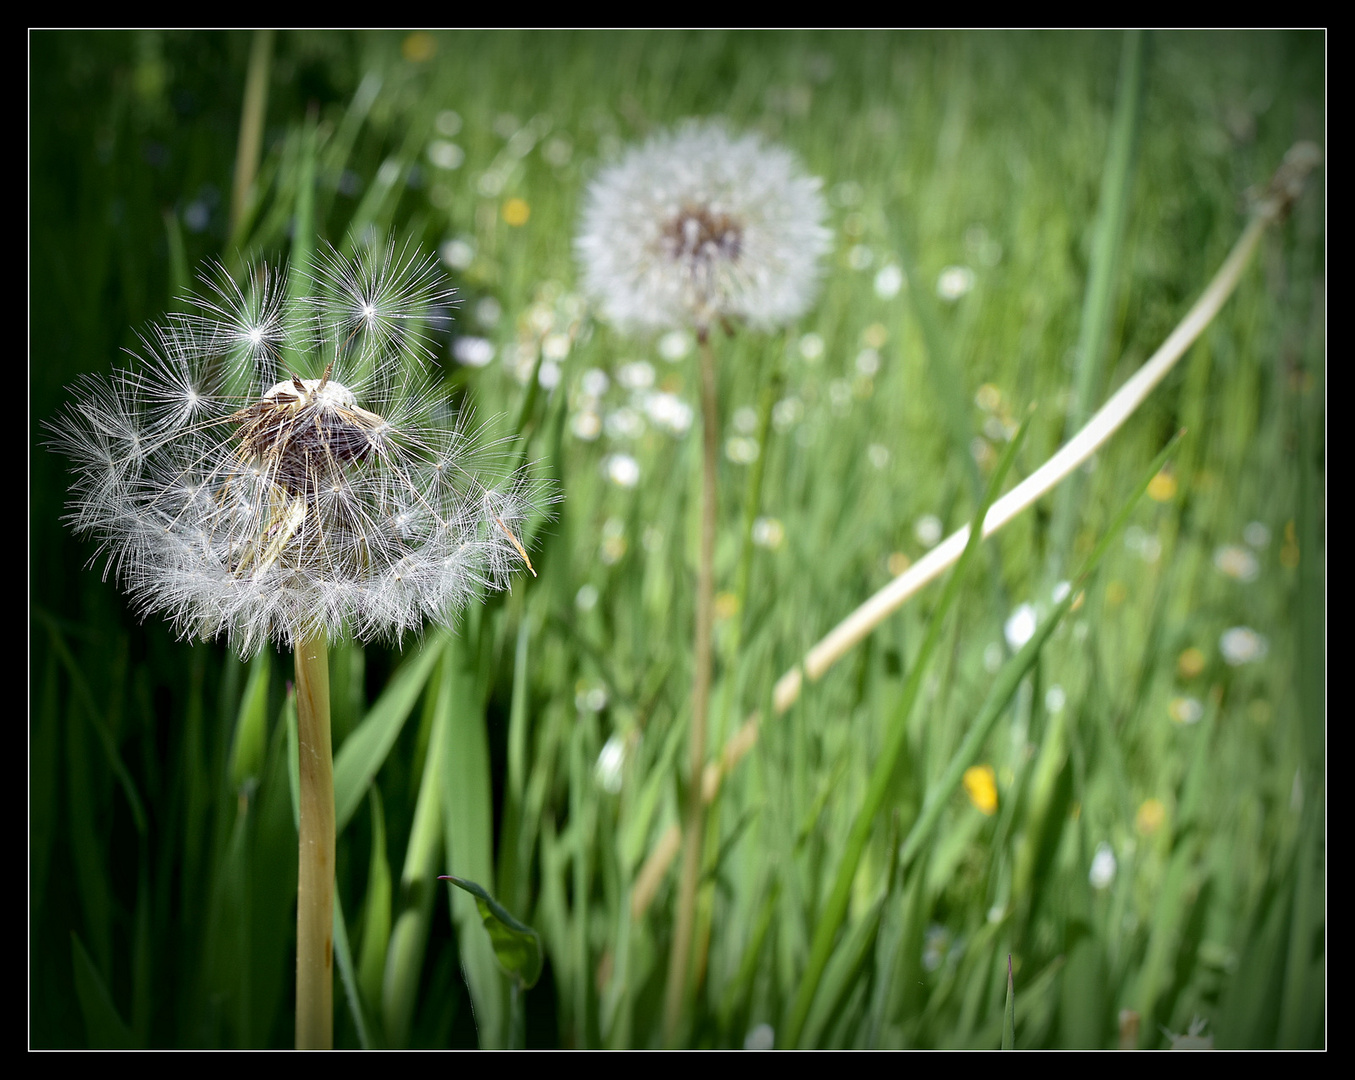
29;29;1325;1048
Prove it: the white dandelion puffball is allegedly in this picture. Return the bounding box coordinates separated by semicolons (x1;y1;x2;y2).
575;120;833;334
48;240;547;656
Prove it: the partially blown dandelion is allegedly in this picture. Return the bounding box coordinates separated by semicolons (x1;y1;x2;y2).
576;120;832;335
49;239;546;1049
49;241;544;657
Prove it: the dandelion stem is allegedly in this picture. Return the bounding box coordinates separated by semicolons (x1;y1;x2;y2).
664;330;720;1042
295;633;334;1050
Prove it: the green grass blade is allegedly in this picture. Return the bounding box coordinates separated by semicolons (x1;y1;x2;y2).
382;648;449;1048
333;638;443;834
1002;954;1015;1049
228;651;270;792
783;410;1032;1047
439;632;507;1048
71;932;135;1049
333;889;371;1049
358;786;392;1028
1047;29;1146;575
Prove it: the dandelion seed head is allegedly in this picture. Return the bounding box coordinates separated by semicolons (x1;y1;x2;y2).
48;241;549;657
576;120;832;334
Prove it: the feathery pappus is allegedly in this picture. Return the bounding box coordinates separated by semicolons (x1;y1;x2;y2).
48;239;549;656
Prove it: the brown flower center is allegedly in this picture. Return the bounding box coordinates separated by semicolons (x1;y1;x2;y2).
661;204;743;269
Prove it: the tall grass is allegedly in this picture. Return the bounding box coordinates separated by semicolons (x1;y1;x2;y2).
30;29;1324;1048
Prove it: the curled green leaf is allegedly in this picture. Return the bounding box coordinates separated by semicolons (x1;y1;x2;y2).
439;874;543;990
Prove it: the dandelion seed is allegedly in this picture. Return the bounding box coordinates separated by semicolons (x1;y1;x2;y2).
48;240;548;657
1243;521;1271;549
575;583;599;612
576;120;831;334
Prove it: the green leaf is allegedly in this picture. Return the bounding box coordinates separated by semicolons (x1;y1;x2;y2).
228;651;270;792
333;889;371;1049
71;932;135;1049
440;875;544;990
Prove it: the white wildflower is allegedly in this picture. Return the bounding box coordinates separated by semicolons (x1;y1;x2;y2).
1005;603;1038;651
1220;626;1268;666
914;514;943;549
1089;843;1117;889
1213;544;1260;582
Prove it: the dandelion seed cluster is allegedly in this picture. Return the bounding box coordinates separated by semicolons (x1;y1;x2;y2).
576;120;832;334
49;241;546;656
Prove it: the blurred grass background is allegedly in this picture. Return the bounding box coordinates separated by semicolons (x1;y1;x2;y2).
29;29;1324;1048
